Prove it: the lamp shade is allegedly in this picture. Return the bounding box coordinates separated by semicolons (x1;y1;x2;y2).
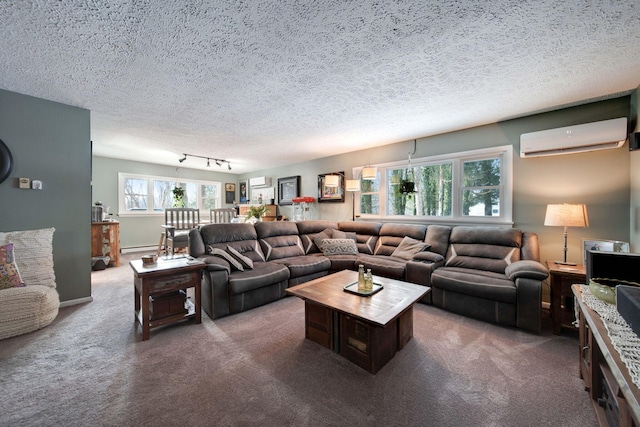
324;175;340;187
544;204;589;227
361;166;377;180
346;179;360;192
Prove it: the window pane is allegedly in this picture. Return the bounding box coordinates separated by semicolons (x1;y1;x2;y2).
201;185;218;210
386;163;452;217
463;158;500;187
416;163;452;216
185;183;197;208
154;180;177;210
360;174;380;192
360;194;379;215
124;178;148;211
463;189;500;216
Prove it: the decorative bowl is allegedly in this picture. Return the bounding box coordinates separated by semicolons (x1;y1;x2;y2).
141;254;157;265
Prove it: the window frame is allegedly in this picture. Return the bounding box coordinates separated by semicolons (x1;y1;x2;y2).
117;172;223;217
353;145;513;225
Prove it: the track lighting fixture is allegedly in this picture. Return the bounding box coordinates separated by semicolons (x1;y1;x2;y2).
177;153;232;170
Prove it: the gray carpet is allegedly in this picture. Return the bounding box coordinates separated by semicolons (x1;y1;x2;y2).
0;254;596;427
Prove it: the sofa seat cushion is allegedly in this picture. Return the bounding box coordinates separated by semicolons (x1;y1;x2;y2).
270;255;331;279
431;267;516;304
227;262;290;295
355;254;406;279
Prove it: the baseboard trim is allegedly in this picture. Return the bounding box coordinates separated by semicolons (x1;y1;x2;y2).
122;246;157;254
59;296;94;308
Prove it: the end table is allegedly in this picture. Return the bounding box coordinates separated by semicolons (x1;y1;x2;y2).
130;257;205;341
546;261;586;335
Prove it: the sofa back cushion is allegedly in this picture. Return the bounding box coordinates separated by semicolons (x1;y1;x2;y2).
445;226;522;274
296;220;339;254
374;223;427;256
198;223;266;262
255;221;305;261
338;222;382;255
424;225;452;256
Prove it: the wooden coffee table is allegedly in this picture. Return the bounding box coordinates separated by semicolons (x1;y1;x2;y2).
130;256;205;341
286;270;430;374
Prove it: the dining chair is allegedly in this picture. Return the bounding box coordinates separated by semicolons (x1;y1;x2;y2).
159;208;200;257
210;208;236;223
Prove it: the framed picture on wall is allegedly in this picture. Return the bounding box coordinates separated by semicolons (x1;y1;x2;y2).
238;181;248;204
318;172;345;203
582;239;630;265
225;183;236;204
278;176;300;205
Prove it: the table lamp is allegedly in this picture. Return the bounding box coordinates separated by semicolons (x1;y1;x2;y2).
544;203;589;265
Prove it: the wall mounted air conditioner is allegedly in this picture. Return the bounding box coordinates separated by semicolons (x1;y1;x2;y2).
249;176;272;188
520;117;628;158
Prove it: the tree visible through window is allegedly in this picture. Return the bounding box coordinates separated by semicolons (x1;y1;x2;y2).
462;158;501;217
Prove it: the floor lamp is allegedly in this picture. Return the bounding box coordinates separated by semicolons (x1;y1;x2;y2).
324;167;376;221
544;203;589;265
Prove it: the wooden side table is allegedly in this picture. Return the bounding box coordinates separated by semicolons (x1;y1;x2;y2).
546;261;586;334
130;257;205;341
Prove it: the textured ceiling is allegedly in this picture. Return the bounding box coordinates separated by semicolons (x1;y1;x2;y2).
1;1;639;174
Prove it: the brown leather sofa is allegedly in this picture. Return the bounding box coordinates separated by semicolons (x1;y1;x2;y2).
188;220;548;331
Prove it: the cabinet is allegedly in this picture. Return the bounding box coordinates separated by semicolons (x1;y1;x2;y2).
573;285;640;426
546;261;586;334
91;221;120;267
238;204;278;221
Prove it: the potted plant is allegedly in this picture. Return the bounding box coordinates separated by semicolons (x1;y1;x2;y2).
172;186;185;207
245;204;268;223
399;179;415;195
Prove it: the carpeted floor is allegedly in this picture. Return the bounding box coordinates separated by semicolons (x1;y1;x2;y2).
0;253;596;427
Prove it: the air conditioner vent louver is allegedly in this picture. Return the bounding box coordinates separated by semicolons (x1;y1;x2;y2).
520;117;628;158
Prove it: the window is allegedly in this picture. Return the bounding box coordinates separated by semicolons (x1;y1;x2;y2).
355;146;513;224
118;173;222;216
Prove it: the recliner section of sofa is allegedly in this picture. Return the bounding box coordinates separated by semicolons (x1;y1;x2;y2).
190;220;548;331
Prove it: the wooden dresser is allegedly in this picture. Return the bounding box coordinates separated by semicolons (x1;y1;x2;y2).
573;285;640;426
91;221;120;267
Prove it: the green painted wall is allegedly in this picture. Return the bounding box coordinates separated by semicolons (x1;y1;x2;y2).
92;156;237;249
0;89;91;303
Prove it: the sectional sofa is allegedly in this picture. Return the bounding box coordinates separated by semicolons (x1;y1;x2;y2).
188;220;549;331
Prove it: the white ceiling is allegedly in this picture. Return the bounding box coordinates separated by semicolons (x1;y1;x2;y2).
1;1;639;175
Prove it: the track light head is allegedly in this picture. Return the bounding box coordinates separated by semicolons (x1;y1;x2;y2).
215;160;222;167
178;155;187;163
206;158;211;168
227;163;231;170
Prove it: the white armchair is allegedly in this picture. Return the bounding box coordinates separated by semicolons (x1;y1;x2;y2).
0;228;59;340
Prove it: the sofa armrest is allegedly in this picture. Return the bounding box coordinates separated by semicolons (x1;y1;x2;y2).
505;260;549;281
195;255;232;273
189;229;206;257
412;251;445;263
405;258;444;292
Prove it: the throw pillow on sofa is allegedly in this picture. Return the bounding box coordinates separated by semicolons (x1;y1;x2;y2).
391;236;430;261
321;238;359;256
331;229;358;243
312;228;335;252
0;243;26;290
226;246;254;270
208;246;244;272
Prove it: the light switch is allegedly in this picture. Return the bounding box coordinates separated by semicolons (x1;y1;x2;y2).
19;178;30;189
31;180;42;190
